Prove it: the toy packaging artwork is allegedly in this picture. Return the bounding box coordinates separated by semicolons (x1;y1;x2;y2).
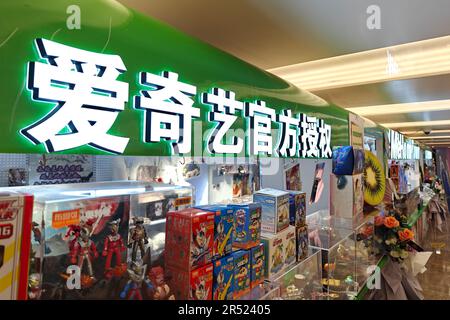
195;205;234;259
254;188;290;234
296;226;309;262
213;255;234;300
232;249;251;299
261;225;296;279
250;243;265;288
330;174;364;219
166;263;213;300
284;226;297;267
0;192;33;300
165;208;214;270
229;203;261;249
33;195;130;300
332;146;365;175
289;191;306;227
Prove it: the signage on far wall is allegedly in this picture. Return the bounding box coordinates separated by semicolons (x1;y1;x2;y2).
388;130;420;160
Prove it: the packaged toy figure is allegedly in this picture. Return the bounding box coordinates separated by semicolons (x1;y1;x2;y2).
165;208;214;270
0;192;33;300
127;217;149;262
166;263;213;300
195;205;233;258
284;226;296;267
120;261;153;300
330;174;364;219
254;188;290;233
296;226;309;262
229;203;261;249
250;243;265;288
232;250;251;299
213;255;234;300
289;191;306;227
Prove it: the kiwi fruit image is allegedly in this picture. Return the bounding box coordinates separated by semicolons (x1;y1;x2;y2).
363;150;386;206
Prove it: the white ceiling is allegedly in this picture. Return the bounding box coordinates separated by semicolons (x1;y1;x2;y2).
119;0;450;146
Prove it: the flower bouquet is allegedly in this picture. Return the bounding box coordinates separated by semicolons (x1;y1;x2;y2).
373;208;415;261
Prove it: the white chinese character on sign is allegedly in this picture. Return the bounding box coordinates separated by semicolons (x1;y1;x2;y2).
245;101;276;155
317;119;332;158
21;38;130;154
202;88;244;154
299;114;319;158
134;71;199;154
276;109;300;157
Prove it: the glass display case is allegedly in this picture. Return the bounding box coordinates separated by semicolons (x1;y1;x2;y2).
271;250;323;300
0;181;192;300
307;213;358;300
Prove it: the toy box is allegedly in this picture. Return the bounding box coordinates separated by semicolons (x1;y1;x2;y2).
296;226;309;262
166;263;213;300
330;174;364;219
250;243;265;288
29;192;131;300
195;205;234;258
289;191;306;227
232;250;251;298
0;192;33;300
165;208;214;270
332;146;365;175
228;203;261;249
261;225;296;279
213;255;234;300
254;188;290;233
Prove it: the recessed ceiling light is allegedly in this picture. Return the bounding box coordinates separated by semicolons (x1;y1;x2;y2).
347;100;450;116
268;35;450;91
381;120;450;128
410;135;450;140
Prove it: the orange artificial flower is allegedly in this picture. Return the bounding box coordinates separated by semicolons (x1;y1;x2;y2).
398;228;415;242
384;216;400;228
374;216;385;227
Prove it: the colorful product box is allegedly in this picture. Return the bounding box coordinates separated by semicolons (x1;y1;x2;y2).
250;243;265;288
332;146;365;175
254;188;290;233
261;225;296;279
33;196;130;300
232;250;251;299
296;226;309;262
213;255;234;300
288;191;306;227
195;205;234;259
167;263;213;300
165;208;214;270
228;203;261;249
330;174;364;219
0;192;33;300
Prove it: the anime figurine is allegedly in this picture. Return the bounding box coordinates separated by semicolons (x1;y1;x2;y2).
69;224;99;286
103;219;126;279
191;222;210;266
148;266;175;300
128;217;149;262
120;261;153;300
64;224;81;252
28;273;43;300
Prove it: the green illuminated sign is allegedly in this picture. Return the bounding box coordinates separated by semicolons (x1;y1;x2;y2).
0;0;350;157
